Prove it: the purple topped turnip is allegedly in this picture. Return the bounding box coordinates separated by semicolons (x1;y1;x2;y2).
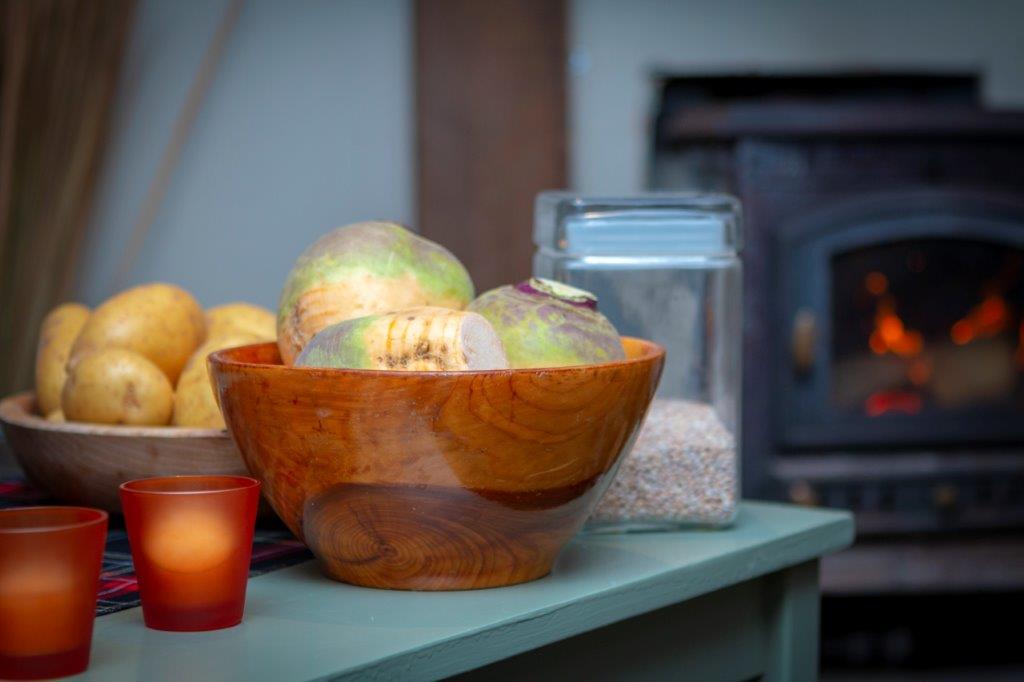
277;221;474;364
295;307;508;371
467;278;624;368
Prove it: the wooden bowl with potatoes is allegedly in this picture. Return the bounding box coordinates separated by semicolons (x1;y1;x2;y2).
0;391;246;512
0;283;277;512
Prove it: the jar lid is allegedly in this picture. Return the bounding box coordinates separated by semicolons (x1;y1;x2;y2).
534;192;742;256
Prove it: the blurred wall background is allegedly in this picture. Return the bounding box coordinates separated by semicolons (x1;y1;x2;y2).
75;0;1024;304
75;0;412;309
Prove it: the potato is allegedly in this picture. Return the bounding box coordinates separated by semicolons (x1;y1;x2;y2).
45;409;65;423
173;331;262;428
69;283;205;383
205;303;275;342
62;349;173;425
34;303;90;415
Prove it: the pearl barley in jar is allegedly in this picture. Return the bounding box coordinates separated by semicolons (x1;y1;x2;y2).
533;193;742;530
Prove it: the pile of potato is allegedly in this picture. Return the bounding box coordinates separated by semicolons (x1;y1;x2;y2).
34;283;275;428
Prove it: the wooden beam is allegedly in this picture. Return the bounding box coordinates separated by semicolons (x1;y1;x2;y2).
415;0;567;293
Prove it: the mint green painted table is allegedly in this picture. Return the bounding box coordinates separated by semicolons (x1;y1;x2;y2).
79;502;852;681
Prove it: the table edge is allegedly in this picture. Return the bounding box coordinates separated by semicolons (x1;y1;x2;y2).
329;503;854;681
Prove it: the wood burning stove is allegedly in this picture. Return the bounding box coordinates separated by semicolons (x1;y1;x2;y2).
652;73;1024;539
652;71;1024;674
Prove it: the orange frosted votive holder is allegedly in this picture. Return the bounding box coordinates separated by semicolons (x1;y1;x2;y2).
0;506;107;680
119;475;260;632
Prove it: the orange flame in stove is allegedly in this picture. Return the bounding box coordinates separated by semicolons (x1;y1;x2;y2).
869;297;923;358
861;267;1021;418
951;294;1009;345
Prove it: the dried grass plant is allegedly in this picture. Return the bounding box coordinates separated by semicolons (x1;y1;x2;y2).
0;0;136;396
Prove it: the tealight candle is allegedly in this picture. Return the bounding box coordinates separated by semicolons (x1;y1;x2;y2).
145;507;237;573
120;475;260;631
0;506;107;680
0;562;78;656
144;506;240;609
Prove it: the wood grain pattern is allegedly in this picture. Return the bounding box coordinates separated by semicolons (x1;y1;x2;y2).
0;392;248;512
209;339;664;590
415;0;567;292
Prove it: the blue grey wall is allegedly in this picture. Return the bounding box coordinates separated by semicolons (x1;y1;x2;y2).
80;0;1024;308
77;0;412;309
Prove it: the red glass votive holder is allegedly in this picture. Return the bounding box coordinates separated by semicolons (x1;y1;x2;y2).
0;506;107;680
119;475;260;632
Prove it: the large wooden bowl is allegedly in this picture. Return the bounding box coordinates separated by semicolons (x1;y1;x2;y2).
0;392;249;512
209;338;664;590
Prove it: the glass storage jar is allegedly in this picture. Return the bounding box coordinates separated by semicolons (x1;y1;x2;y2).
534;192;742;530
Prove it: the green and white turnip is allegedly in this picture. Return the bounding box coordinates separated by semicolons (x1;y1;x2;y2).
468;278;624;368
295;307;508;371
277;221;474;364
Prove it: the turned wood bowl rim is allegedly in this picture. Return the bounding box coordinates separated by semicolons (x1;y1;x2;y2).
0;391;230;439
209;336;665;377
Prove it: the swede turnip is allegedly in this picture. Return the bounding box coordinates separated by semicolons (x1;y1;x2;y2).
467;278;624;368
295;307;508;371
277;222;474;364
